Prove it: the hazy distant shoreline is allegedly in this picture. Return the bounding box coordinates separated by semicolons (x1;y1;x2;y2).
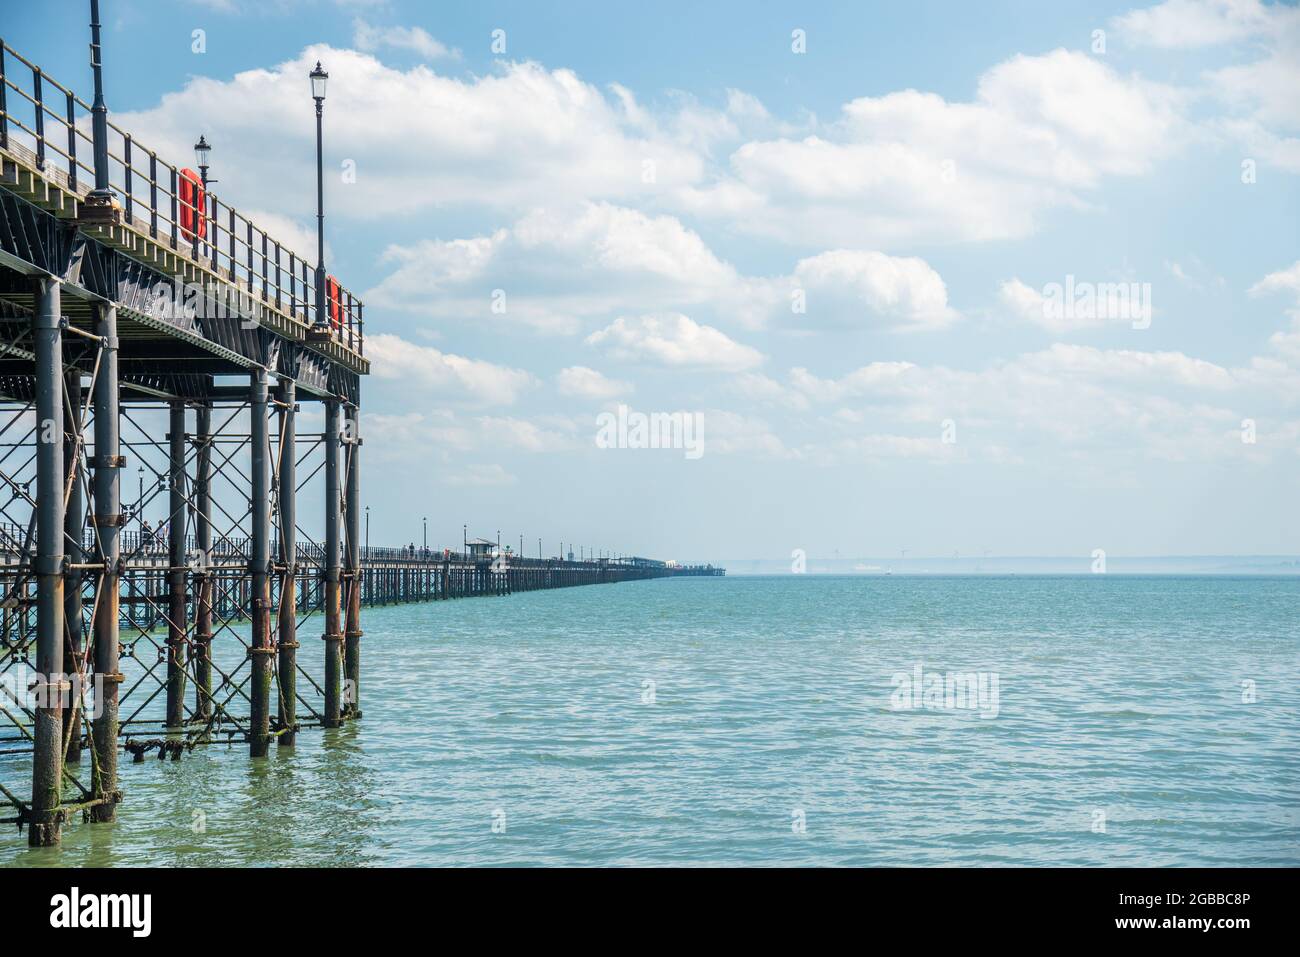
705;556;1300;576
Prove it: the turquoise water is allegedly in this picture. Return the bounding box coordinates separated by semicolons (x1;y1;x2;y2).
4;575;1298;866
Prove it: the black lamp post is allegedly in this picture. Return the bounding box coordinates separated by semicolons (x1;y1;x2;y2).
309;61;330;337
193;136;214;259
83;0;118;218
422;516;427;555
365;505;370;559
194;135;213;187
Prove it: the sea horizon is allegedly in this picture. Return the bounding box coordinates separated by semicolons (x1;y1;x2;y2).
701;556;1300;575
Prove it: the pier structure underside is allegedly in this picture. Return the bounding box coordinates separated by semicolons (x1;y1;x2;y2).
0;38;367;845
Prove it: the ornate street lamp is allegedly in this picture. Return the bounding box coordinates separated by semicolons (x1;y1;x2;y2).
308;62;330;339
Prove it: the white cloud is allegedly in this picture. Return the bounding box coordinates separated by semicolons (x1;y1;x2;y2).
833;434;963;462
475;416;576;452
113;45;708;231
352;20;459;60
585;314;764;371
677;49;1185;247
366;202;961;337
556;366;632;399
1250;260;1300;362
1249;260;1300;301
365;202;778;334
444;463;516;487
1114;0;1276;48
366;333;535;405
727;373;810;411
784;342;1266;463
794;250;957;329
1117;1;1300;171
363;410;477;458
701;410;796;458
242;208;331;270
998;277;1153;334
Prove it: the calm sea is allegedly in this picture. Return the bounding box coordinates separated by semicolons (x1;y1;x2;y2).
4;575;1297;866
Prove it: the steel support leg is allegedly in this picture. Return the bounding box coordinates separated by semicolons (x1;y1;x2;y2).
276;381;296;746
90;303;119;823
249;370;272;756
30;278;64;847
63;369;83;764
165;401;187;728
343;399;361;719
192;403;213;721
323;399;342;727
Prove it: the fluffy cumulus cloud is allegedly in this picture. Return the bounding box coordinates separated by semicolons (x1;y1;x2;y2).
700;410;795;458
365;202;956;335
585;314;763;371
363;409;583;463
779;340;1296;465
107;7;1300;483
352;20;460;60
114;33;1196;257
365;202;777;334
443;463;516;487
998;276;1153;334
1113;0;1276;47
676;49;1185;246
113;45;709;230
555;366;632;399
794;251;957;329
1251;260;1300;362
1249;260;1300;303
1115;0;1300;171
366;333;534;405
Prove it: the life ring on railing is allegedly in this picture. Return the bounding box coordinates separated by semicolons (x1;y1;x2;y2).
326;274;343;333
179;168;206;242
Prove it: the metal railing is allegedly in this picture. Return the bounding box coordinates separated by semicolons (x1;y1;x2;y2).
0;39;364;356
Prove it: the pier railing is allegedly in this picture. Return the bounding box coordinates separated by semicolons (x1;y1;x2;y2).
0;39;365;355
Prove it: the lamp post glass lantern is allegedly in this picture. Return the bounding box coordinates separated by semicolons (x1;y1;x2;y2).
193;134;218;196
194;135;211;182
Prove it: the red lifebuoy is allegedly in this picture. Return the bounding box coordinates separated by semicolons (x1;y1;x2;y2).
179;168;206;242
326;274;343;332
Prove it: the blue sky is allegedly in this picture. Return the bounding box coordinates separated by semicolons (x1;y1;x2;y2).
7;0;1299;562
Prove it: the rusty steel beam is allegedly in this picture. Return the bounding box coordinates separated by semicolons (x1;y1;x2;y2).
165;401;187;728
248;368;272;757
89;301;120;823
29;276;64;846
276;379;297;746
344;399;361;719
322;399;342;728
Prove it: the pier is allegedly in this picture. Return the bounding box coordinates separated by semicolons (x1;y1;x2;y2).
0;26;720;847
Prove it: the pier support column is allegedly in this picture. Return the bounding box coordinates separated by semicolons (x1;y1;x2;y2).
165;401;187;729
343;400;362;719
248;369;273;757
90;303;120;824
192;403;213;721
322;399;343;728
30;278;65;847
63;369;84;764
276;381;297;747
